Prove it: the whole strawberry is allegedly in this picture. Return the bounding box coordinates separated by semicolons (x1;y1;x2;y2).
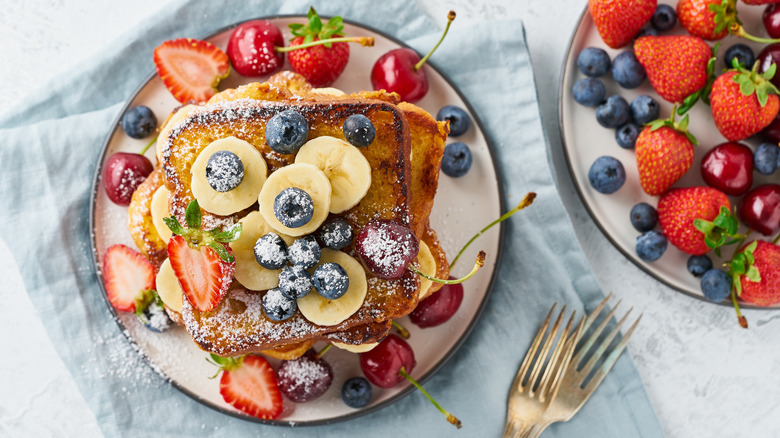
731;240;780;306
588;0;657;49
742;0;780;5
710;63;780;141
635;112;696;196
634;35;713;103
657;186;735;255
677;0;731;40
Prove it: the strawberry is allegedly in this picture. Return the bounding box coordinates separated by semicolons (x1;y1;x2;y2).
211;354;283;420
634;35;713;104
588;0;656;49
710;64;780;141
677;0;730;40
102;244;155;312
634;112;696;196
164;200;241;312
657;186;735;255
285;8;352;87
153;38;230;104
731;240;780;306
741;0;780;5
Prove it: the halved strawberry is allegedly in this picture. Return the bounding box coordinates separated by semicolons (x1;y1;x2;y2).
153;38;230;104
212;354;283;420
102;244;155;312
167;235;234;312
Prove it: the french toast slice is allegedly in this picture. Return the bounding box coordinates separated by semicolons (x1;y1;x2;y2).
127;168;167;268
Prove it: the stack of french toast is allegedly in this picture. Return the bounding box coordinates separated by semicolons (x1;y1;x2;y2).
127;72;450;359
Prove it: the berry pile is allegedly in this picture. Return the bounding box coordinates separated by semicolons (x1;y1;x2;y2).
574;0;780;326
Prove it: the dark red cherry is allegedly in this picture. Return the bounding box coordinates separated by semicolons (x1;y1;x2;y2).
700;142;754;196
356;219;419;280
765;4;780;39
739;184;780;236
359;334;416;388
409;279;464;328
102;152;154;206
759;117;780;143
276;349;333;403
757;44;780;89
227;20;285;77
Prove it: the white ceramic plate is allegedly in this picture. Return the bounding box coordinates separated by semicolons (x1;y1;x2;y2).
90;16;505;425
559;1;779;307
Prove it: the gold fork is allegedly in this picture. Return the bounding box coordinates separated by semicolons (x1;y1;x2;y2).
526;294;643;437
503;304;584;438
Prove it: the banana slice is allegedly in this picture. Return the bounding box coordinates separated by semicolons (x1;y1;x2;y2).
294;136;371;214
150;185;172;244
297;249;367;326
229;211;294;291
417;240;437;300
258;162;332;237
312;87;346;97
156;258;183;313
191;136;268;216
332;341;378;353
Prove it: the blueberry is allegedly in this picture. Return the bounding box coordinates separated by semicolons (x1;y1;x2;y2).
343;114;376;147
635;27;659;38
279;265;313;299
572;78;606;107
630;202;658;232
724;44;755;69
288;235;321;269
700;269;731;302
122;105;157;139
576;47;611;78
635;230;667;262
265;110;309;154
615;122;640;149
612;52;646;89
588;156;626;194
441;142;473;177
262;288;297;321
274;187;314;228
317;217;353;250
140;299;172;333
687;255;713;278
342;377;372;408
435;105;472;137
596;95;631;129
313;262;350;299
254;233;288;270
205;150;244;192
630;95;660;125
651;4;677;31
754;143;780;175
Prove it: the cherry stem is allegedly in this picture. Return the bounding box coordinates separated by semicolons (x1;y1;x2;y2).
392;321;410;339
315;344;333;359
450;192;536;269
140;135;157;156
275;36;374;52
732;23;780;45
398;367;461;428
413;11;456;72
410;250;485;284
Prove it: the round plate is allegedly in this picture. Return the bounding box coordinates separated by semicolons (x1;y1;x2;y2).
559;1;779;308
90;16;505;425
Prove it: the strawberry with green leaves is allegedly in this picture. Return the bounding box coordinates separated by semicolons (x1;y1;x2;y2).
588;0;656;49
164;199;241;312
210;354;283;420
710;61;780;141
730;240;780;307
635;111;697;196
102;244;156;312
657;186;739;255
634;35;714;104
679;0;780;42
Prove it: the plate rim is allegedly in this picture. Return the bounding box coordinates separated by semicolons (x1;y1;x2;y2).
556;4;773;310
89;14;509;426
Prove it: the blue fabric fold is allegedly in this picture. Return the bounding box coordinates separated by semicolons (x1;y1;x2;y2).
0;0;664;436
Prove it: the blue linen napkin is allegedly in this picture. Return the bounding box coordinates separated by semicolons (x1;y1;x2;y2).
0;0;665;436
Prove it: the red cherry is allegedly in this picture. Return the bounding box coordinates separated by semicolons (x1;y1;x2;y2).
276;349;333;403
102;152;153;206
700;142;754;196
370;48;429;103
759;116;780;143
359;334;416;388
765;4;780;39
409;280;464;328
757;44;780;89
356;219;419;280
227;20;285;77
739;184;780;236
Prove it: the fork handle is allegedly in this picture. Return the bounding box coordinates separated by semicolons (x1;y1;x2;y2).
526;422;550;438
504;419;545;438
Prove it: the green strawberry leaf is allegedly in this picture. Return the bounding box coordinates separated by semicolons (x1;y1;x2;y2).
208;242;234;263
757;86;769;107
694;207;742;250
763;62;777;80
209;223;242;243
746;265;761;282
133;289;157;322
740;79;756;96
185;199;202;230
677;92;700;116
164;216;185;236
648;119;667;131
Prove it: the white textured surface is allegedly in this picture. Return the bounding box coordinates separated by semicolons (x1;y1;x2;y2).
1;1;779;437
